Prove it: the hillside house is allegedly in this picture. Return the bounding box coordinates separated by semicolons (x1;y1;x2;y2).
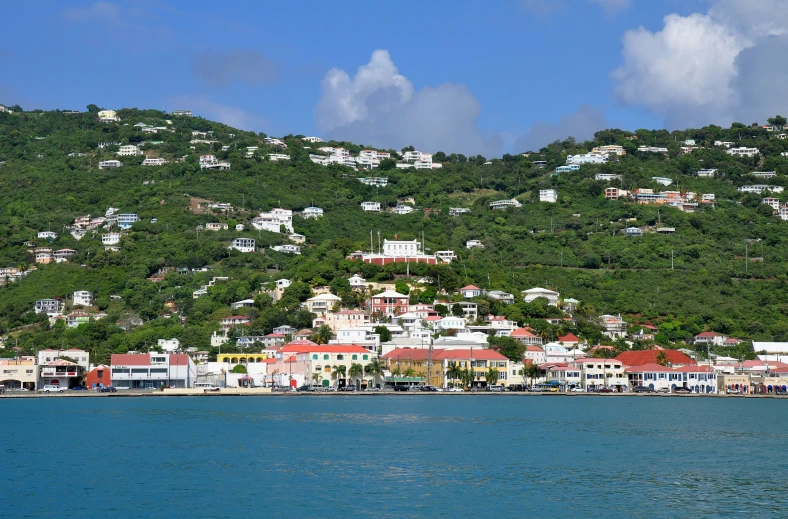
522;287;559;306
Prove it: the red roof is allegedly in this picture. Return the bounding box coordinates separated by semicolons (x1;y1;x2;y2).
381;348;432;361
169;354;190;366
511;328;537;337
696;331;722;338
280;343;370;354
525;345;544;352
265;333;285;338
460;285;480;291
672;365;715;373
558;333;579;342
425;316;441;321
615;350;694;367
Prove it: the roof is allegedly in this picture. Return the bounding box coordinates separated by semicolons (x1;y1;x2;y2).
558;333;579;342
522;287;558;294
281;343;370;354
460;285;481;291
525;346;544;352
696;331;723;338
573;358;622;364
672;365;715;373
511;328;538;338
222;315;250;320
381;348;432;361
372;290;409;299
615;350;694;367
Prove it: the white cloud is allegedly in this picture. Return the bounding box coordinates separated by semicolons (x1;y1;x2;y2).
514;105;608;152
169;96;268;132
314;50;501;156
192;50;278;87
612;0;788;127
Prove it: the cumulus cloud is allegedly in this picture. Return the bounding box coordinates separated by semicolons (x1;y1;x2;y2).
612;0;788;127
514;105;608;153
169;95;268;132
314;50;501;156
192;50;278;87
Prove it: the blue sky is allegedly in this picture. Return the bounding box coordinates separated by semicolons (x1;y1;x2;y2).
2;0;787;155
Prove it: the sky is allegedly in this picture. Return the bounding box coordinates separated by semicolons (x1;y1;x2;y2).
3;0;788;156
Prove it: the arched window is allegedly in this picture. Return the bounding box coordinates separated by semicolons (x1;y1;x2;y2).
337;355;344;360
312;354;318;360
352;354;358;360
316;365;322;371
323;354;329;360
231;357;238;364
363;354;368;360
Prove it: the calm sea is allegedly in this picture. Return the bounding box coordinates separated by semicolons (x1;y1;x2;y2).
1;395;785;518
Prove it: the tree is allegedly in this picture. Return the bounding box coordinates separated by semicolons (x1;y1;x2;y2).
331;364;347;387
374;325;392;343
86;104;99;112
378;158;396;171
519;363;541;386
348;362;364;387
486;367;500;385
655;350;669;366
310;325;333;344
446;362;463;387
365;358;384;388
311;372;323;385
768;115;787;129
231;364;247;374
489;336;525;363
395;280;410;295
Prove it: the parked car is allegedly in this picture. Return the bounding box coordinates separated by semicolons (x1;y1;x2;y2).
528;386;543;392
633;386;655;393
339;386;357;392
446;387;464;392
297;385;311;392
596;387;614;393
420;385;443;392
569;387;585;392
656;387;670;393
776;389;788;396
487;385;504;392
69;386;87;391
393;385;411;392
364;387;380;392
196;383;221;392
725;388;740;395
41;385;65;393
673;387;692;394
98;386;117;393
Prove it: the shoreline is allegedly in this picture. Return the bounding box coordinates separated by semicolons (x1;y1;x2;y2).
0;389;781;399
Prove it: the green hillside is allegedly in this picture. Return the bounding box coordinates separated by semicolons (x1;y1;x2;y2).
2;106;788;361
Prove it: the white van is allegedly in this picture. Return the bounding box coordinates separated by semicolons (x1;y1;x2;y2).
195;383;220;392
42;385;66;393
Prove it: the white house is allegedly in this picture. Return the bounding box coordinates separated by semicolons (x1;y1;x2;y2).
595;173;622;182
359;177;388;187
251;208;293;233
102;233;121;246
361;201;381;212
97;110;119;122
522;287;559;306
566;153;607;165
303;136;323;143
99;160;123;169
304;293;343;315
727;147;760;157
435;316;467;331
348;274;367;290
392;205;414;215
117;145;142;156
142;157;167;166
459;285;483;298
271;244;301;254
539;189;558;203
37;231;57;240
230;238;256;253
301;207;324;219
697;169;717;177
466;240;484;249
72;291;93;307
652;177;672;186
199;155;231;170
205;223;229;231
157;338;181;352
490;199;522;210
268;153;290;161
738;185;784;194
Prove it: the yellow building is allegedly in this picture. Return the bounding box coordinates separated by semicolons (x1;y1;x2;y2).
218;353;268;365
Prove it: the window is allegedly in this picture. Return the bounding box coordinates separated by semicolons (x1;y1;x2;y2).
112;368;130;375
312;354;318;360
352;354;358;360
150;368;167;374
363;355;368;360
316;366;322;371
323;354;329;360
132;368;148;374
337;355;344;360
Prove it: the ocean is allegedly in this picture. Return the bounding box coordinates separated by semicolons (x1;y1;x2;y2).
1;395;784;518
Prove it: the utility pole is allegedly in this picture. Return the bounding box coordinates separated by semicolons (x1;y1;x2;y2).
671;249;674;270
745;243;748;275
427;339;433;388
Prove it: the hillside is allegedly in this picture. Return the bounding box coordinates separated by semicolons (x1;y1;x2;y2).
2;106;788;361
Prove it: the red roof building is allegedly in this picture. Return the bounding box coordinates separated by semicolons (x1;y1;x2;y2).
511;328;543;346
615;349;694;367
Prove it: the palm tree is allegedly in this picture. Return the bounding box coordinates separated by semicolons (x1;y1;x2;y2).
486;367;500;385
331;364;347;388
365;358;384;389
348;362;364;388
446;362;463;387
655;350;669;366
403;367;416;378
311;372;323;386
310;325;333;345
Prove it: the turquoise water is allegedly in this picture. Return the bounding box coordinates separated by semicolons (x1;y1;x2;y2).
1;395;785;518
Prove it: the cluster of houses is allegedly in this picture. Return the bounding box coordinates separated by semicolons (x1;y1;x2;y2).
309;147;442;171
